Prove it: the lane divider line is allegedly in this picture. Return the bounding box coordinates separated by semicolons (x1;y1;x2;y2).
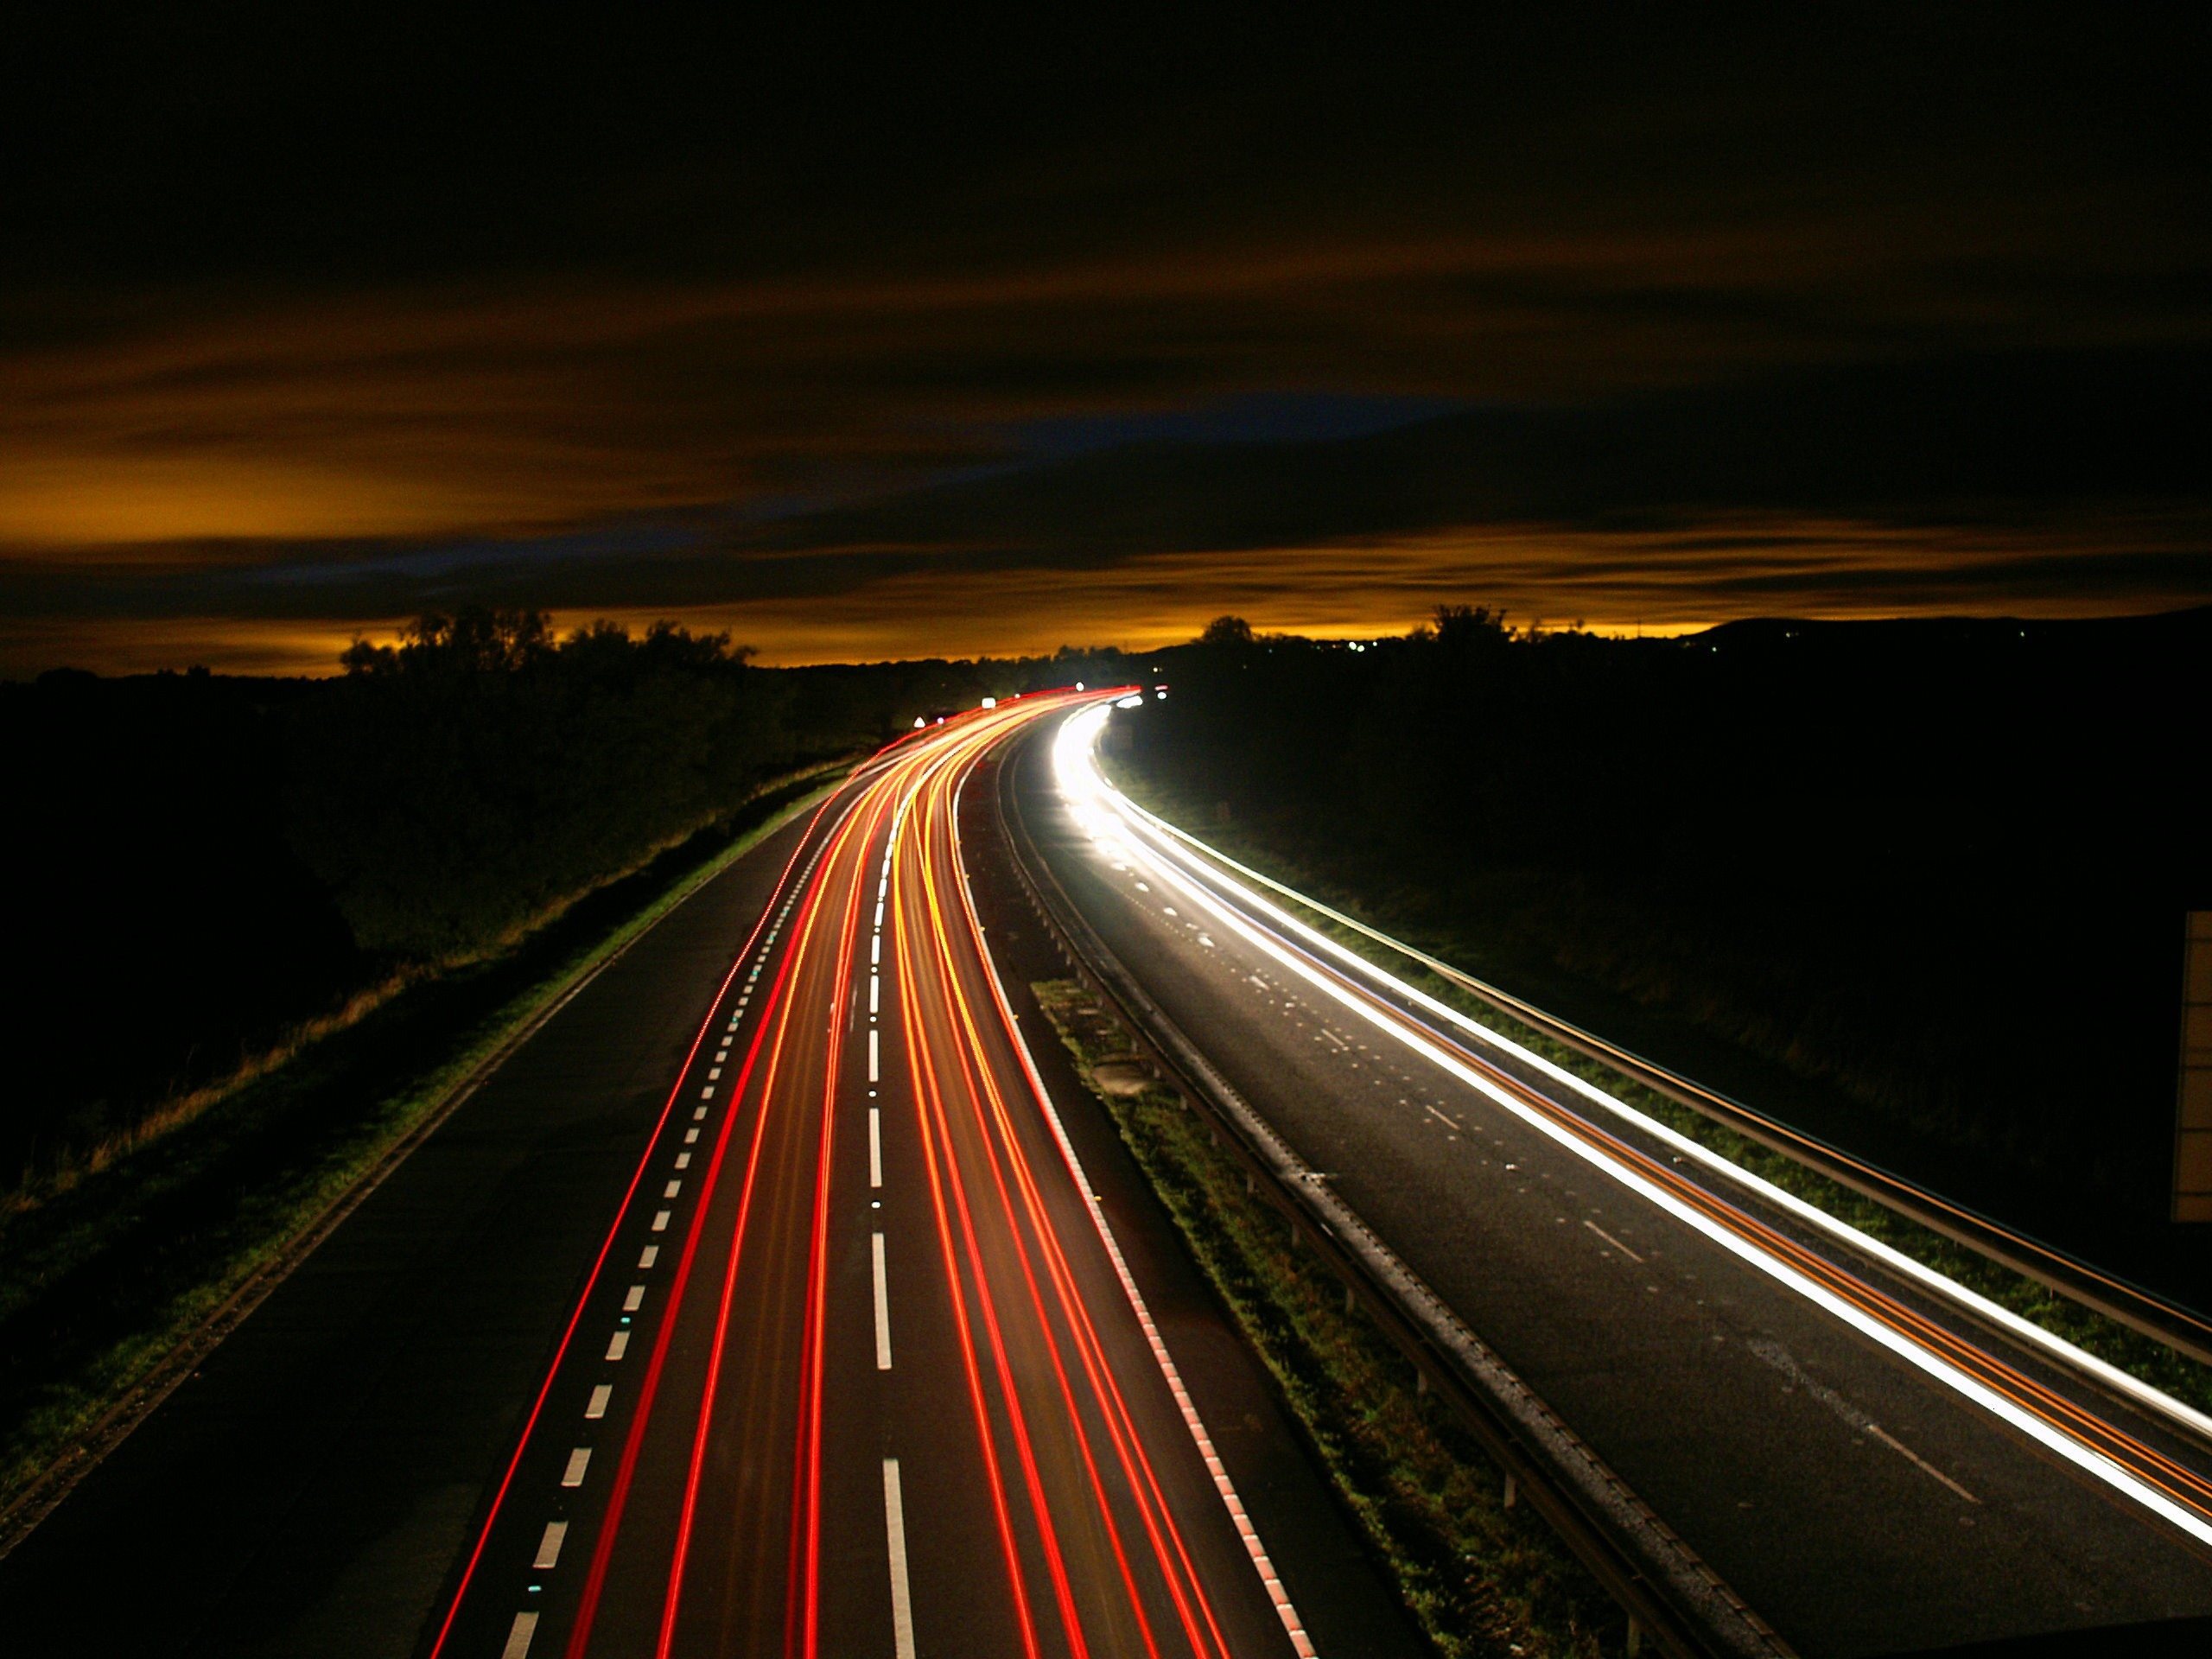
882;1459;918;1659
874;1232;894;1370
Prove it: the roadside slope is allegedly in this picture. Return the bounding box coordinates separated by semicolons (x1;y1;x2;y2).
0;805;815;1659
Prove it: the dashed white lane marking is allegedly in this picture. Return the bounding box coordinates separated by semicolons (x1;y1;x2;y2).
868;1028;880;1082
638;1245;658;1269
1746;1336;1980;1503
683;1128;699;1145
882;1459;918;1659
693;1106;709;1122
586;1384;612;1420
1866;1423;1982;1503
652;1211;671;1231
605;1331;630;1361
872;1232;893;1370
663;1179;682;1198
708;1066;721;1080
500;1610;538;1659
869;1107;883;1187
700;1085;715;1099
874;900;885;928
1583;1219;1645;1263
561;1448;591;1488
870;976;880;1014
533;1519;568;1569
871;933;881;966
1423;1103;1459;1129
674;1152;691;1170
623;1285;645;1312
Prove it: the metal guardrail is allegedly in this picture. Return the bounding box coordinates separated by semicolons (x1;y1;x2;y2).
993;734;1794;1659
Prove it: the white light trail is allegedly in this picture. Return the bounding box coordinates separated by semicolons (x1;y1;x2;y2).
1050;703;2212;1546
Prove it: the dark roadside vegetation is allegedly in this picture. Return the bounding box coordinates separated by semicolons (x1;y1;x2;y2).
1115;607;2212;1310
0;608;1130;1508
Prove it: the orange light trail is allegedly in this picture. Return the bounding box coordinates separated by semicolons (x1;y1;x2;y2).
888;693;1239;1657
440;690;1288;1657
912;744;1229;1658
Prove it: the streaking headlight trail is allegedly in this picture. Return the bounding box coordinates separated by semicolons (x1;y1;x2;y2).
1052;702;2212;1551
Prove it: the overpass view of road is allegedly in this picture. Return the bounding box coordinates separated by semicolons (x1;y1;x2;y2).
0;690;1426;1659
426;690;1347;1658
5;686;2209;1659
1014;700;2212;1656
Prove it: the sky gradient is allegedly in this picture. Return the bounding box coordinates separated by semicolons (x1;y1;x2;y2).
3;13;2207;674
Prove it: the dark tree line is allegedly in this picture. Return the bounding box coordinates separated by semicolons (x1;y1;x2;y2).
291;611;785;960
3;612;1131;1184
1123;606;2212;1243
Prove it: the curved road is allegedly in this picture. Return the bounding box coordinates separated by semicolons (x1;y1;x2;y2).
1023;699;2212;1657
430;692;1321;1659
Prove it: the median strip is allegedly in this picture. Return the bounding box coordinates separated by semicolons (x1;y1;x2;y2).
1033;977;1626;1659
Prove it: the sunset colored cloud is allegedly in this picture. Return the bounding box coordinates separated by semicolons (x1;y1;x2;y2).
1;14;2205;675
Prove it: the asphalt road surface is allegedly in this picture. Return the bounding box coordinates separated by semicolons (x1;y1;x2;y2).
0;692;1418;1659
1023;699;2212;1659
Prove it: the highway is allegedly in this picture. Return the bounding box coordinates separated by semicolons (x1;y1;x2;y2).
428;691;1348;1659
0;688;1416;1659
1020;700;2212;1658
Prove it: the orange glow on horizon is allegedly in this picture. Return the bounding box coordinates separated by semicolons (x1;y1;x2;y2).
3;516;2202;680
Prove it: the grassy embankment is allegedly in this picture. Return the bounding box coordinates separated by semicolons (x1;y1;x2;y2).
0;761;845;1517
1032;978;1624;1659
1103;764;2212;1418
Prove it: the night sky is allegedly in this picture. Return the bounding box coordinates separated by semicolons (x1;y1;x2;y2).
3;11;2207;675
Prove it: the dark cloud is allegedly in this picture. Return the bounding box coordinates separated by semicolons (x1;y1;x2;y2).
0;10;2207;672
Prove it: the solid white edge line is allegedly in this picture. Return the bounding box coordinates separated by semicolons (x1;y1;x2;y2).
1057;707;2212;1548
950;754;1319;1658
883;1459;918;1659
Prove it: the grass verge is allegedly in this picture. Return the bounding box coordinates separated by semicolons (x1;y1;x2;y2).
0;761;846;1522
1032;977;1623;1659
1103;763;2212;1418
